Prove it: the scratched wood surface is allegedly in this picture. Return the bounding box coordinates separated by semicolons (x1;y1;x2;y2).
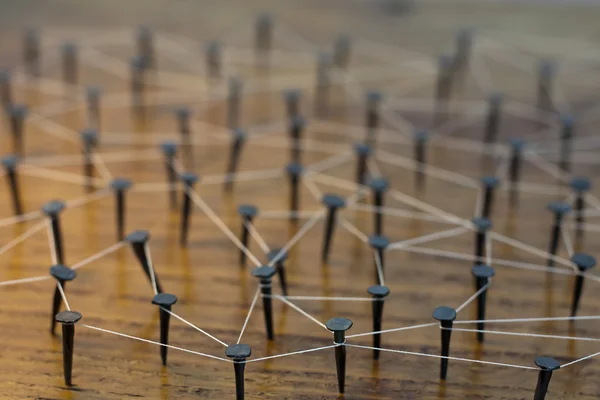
1;0;600;399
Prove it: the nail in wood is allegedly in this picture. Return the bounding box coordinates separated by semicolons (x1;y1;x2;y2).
55;310;82;386
238;204;258;266
252;266;276;340
472;217;491;265
326;317;353;394
559;114;574;174
354;143;371;186
285;163;303;223
160;141;178;210
533;357;560;400
136;26;155;70
569;177;590;229
125;230;163;293
225;129;247;192
333;34;351;69
225;344;252;400
50;264;76;334
433;306;457;380
480;176;499;219
267;248;289;296
369;177;389;236
206;41;221;79
152;293;177;365
1;155;23;216
111;178;132;241
369;235;389;284
483;93;503;143
367;285;389;360
80;128;98;192
284;89;301;120
570;253;595;317
42;200;66;264
86;86;102;130
9;104;28;156
471;264;494;342
179;172;199;247
414;130;429;189
24;28;41;77
289;116;304;163
227;77;243;130
546;202;571;267
321;194;346;262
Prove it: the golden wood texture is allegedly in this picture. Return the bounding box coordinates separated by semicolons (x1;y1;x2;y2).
0;1;600;399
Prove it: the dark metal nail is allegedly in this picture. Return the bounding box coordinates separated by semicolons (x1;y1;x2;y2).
283;89;301;120
267;248;289;296
414;130;429;189
321;194;346;262
252;265;277;340
9;104;28;156
1;154;23;215
354;143;371;186
533;357;560;400
368;177;389;236
110;178;133;241
559;114;574;174
55;310;82;386
225;129;247;192
160;141;178;210
433;306;457;380
471;264;494;342
289;116;305;164
227;77;243;130
546;202;571;267
325;317;353;394
569;177;591;230
125;230;163;293
238;204;258;266
480;176;499;219
81;128;98;192
86;86;102;129
152;293;178;365
285;162;303;223
42;200;66;264
483;93;503;143
368;234;389;284
49;264;77;335
179;172;200;247
472;217;492;265
570;253;595;317
225;344;252;400
367;285;389;360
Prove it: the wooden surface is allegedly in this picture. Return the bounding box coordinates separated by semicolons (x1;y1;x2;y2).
1;1;600;399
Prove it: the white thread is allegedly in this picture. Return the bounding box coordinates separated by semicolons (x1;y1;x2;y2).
244;344;339;363
57;281;71;311
455;315;600;325
346;322;438;339
65;188;110;209
189;190;262;267
348;203;458;225
338;217;369;243
0;220;47;258
561;350;600;368
345;343;537;370
490;232;574;269
161;307;228;347
264;295;375;302
72;241;126;270
388;226;470;251
20;165;108;187
243;220;271;253
302;178;323;199
274;295;329;330
445;327;600;342
0;275;51;287
82;324;231;362
258;210;319;219
485;232;492;266
0;211;42;228
374;250;385;286
267;212;324;267
237;287;261;344
144;243;159;295
46;219;58;264
561;225;574;258
456;282;491;314
474;187;483;216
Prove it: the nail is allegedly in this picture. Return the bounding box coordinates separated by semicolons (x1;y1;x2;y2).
546;202;571;267
537;61;555;111
569;177;591;229
225;344;252;400
62;42;78;87
110;178;133;241
559;114;574;174
480;176;499;219
130;55;147;116
368;177;389;236
483;93;503;143
9;104;28;156
289;116;305;163
433;306;457;380
255;13;273;56
471;264;494;342
152;293;178;365
508;137;525;184
125;230;163;293
160;141;178;210
367;285;389;360
55;310;82;386
238;204;258;266
24;28;41;77
267;248;289;296
0;70;13;108
414;130;429;189
333;34;351;69
365;90;382;146
86;86;102;130
325;317;353;394
285;162;303;223
227;77;243;130
179;172;200;247
314;52;332;118
283;89;301;120
368;234;389;284
354;143;372;186
252;265;277;340
321;194;346;262
471;217;492;265
225;129;247;192
49;264;76;335
533;357;560;400
42;200;66;264
206;41;221;79
1;154;23;215
570;253;595;317
136;26;155;70
80;128;98;192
